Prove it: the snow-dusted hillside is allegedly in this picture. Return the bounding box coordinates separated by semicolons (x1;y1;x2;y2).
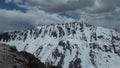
0;22;120;68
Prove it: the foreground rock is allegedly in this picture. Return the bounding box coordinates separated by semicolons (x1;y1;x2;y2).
0;43;61;68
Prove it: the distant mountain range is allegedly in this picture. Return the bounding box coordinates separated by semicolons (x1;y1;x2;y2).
0;22;120;68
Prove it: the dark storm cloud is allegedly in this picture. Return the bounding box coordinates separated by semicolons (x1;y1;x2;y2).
3;0;120;31
22;0;120;14
0;9;35;32
24;0;120;30
26;0;94;13
0;9;76;33
5;0;120;16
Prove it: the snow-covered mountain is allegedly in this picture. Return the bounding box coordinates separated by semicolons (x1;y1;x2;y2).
0;22;120;68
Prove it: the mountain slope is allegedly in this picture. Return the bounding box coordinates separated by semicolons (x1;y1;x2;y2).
0;22;120;68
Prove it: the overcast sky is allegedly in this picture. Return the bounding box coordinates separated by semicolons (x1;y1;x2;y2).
0;0;120;33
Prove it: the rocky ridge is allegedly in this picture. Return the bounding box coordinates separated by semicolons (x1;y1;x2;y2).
0;43;61;68
0;22;120;68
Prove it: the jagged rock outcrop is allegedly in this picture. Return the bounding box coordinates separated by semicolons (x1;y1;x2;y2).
0;43;61;68
0;43;46;68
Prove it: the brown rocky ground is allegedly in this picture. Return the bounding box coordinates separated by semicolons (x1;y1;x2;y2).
0;43;61;68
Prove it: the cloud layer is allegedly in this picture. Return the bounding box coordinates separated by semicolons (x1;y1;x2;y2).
0;9;76;32
1;0;120;33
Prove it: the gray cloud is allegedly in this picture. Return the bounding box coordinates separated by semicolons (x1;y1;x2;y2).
3;0;120;31
0;9;34;32
26;0;120;30
0;9;76;33
26;0;94;13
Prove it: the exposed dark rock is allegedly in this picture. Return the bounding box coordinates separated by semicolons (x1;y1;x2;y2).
69;58;81;68
57;26;65;37
0;43;60;68
98;35;104;39
103;45;112;53
58;40;66;47
0;32;10;42
65;24;70;35
79;22;84;32
51;31;57;38
57;55;65;66
33;46;43;57
89;50;97;68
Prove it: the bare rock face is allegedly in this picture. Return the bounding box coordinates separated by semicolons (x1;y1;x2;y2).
0;43;46;68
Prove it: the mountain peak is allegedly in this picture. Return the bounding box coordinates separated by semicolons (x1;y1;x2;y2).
0;22;120;68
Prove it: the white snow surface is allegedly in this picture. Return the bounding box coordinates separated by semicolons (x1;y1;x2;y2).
0;22;120;68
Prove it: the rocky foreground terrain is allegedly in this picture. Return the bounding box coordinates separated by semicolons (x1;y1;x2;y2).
0;43;61;68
